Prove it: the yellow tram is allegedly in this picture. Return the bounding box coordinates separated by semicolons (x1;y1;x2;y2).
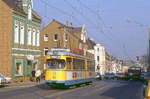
45;48;95;88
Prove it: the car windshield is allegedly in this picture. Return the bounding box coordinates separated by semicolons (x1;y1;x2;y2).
46;59;65;69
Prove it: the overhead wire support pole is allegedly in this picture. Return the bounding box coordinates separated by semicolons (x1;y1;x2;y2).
127;19;150;70
148;28;150;71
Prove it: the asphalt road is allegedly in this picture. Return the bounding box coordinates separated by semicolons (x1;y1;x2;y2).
0;80;144;99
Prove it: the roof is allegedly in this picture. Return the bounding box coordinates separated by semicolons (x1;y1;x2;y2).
3;0;25;14
47;48;94;60
53;19;82;34
87;38;96;49
3;0;41;21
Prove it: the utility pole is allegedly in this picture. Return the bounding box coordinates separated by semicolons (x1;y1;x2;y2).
148;28;150;71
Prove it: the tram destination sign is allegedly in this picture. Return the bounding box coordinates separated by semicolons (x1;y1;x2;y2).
51;55;60;58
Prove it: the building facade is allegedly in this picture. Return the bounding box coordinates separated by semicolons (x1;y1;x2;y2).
40;20;88;69
0;0;41;79
94;44;106;75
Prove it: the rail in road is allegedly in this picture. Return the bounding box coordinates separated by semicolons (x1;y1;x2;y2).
0;80;143;99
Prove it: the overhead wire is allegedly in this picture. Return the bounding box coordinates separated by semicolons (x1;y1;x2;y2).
63;0;95;25
39;0;82;25
76;0;131;60
38;0;131;60
76;0;107;28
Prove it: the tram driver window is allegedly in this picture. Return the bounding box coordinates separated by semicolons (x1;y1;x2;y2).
66;58;72;69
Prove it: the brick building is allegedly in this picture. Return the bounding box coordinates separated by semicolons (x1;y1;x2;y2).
0;0;41;79
40;20;89;69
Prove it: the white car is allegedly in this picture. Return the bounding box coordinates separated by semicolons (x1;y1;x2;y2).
0;75;6;85
0;74;11;83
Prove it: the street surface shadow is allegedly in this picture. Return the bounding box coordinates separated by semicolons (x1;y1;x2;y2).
35;83;52;90
100;82;143;99
35;83;70;90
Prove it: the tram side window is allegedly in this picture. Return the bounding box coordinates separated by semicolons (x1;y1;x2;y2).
66;58;72;69
87;61;95;71
73;59;85;70
47;59;65;69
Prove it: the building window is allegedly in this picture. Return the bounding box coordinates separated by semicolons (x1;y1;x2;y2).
44;34;48;42
79;43;82;49
32;29;36;46
64;41;67;48
97;56;99;61
64;33;68;41
20;24;25;44
28;5;32;20
14;22;19;43
44;47;48;56
15;61;23;76
27;60;32;65
54;34;58;41
37;30;40;46
27;28;32;45
97;48;99;52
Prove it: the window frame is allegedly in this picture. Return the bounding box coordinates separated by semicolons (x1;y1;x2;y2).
20;23;25;45
32;29;36;46
53;34;58;41
64;33;68;41
37;30;40;46
14;21;19;44
44;47;49;56
44;34;49;42
15;59;23;76
27;27;32;45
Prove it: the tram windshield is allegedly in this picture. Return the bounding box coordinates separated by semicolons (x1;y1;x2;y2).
46;59;65;69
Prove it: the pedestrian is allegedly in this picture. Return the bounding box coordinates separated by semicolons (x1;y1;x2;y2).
31;69;35;82
35;69;41;83
97;64;100;71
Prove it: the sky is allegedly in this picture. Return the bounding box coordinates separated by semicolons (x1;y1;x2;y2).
33;0;150;61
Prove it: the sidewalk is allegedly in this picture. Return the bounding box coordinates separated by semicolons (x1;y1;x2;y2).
4;80;45;89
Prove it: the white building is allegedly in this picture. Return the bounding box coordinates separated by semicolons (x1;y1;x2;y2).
94;44;106;75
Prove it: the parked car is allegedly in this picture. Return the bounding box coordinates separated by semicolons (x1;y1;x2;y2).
104;73;115;79
141;72;150;79
0;74;11;83
0;75;6;85
141;72;148;77
115;73;127;78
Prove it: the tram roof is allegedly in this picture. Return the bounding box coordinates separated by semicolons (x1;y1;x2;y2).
47;49;94;60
